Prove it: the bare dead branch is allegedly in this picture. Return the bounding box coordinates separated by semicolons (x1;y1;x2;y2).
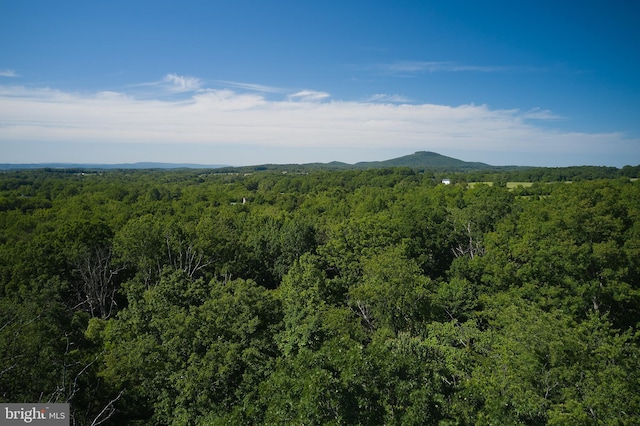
90;389;124;426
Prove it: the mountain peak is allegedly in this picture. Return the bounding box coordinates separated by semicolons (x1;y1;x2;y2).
355;151;492;171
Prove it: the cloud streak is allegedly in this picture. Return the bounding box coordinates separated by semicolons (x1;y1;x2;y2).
216;80;286;94
0;78;636;166
376;61;543;75
287;90;331;102
0;69;19;77
364;94;413;103
127;73;203;96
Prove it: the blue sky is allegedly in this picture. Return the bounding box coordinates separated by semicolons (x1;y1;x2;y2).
1;0;639;167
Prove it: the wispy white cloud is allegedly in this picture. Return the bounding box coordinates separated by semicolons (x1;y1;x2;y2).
376;61;542;75
522;107;564;120
128;73;203;95
0;82;635;166
288;90;330;102
365;93;413;103
217;80;286;94
163;73;203;92
0;69;19;77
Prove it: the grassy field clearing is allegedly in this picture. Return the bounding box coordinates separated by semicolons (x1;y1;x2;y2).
507;181;535;188
467;181;535;189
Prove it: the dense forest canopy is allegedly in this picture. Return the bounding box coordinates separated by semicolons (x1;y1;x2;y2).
1;167;639;425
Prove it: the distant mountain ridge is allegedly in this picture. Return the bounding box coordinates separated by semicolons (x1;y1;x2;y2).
2;152;637;180
0;152;497;172
0;162;229;170
216;151;513;173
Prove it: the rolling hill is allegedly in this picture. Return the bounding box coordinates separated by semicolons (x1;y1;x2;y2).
354;151;494;170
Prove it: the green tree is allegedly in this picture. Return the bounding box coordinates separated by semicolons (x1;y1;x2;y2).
349;246;434;334
100;270;281;424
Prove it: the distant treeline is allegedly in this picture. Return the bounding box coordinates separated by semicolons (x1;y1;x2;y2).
1;168;639;424
452;164;640;184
